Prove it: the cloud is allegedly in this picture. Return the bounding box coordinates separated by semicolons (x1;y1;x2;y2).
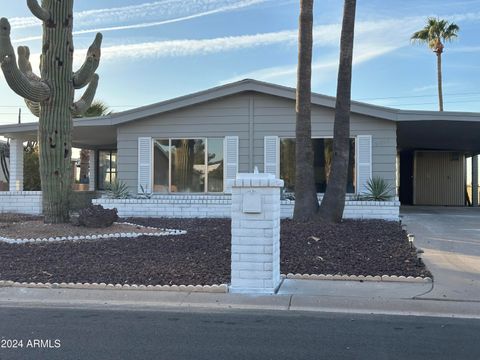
221;43;399;85
11;0;270;42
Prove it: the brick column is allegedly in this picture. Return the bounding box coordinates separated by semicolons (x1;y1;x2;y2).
473;155;478;206
88;150;96;191
9;138;24;191
229;173;283;294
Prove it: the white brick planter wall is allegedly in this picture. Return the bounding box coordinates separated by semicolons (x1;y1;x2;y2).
280;199;400;221
93;195;399;221
0;191;42;215
93;195;231;218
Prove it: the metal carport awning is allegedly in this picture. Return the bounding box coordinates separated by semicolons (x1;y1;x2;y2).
397;120;480;154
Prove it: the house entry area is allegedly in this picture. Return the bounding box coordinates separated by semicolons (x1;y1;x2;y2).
397;119;480;206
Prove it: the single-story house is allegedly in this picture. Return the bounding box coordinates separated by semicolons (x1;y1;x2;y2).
0;139;8;189
1;79;479;218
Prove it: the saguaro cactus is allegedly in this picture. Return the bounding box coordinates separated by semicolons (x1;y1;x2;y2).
0;1;102;223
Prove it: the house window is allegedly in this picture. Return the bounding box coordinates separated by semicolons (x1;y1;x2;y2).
153;138;224;193
98;150;117;190
280;138;356;193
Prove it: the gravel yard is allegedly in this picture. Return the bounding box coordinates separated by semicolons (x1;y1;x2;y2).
0;216;430;286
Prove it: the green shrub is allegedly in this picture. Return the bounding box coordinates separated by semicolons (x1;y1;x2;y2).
105;180;130;199
361;177;394;201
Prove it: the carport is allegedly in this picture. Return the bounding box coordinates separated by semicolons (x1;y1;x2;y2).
397;111;480;206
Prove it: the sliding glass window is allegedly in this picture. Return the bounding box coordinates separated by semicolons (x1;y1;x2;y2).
280;138;356;193
153;138;224;193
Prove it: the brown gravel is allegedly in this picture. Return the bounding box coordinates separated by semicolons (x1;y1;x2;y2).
0;221;165;240
0;217;430;286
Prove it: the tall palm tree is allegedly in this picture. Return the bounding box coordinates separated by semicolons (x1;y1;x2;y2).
293;0;319;221
318;0;357;223
411;18;459;111
78;101;111;181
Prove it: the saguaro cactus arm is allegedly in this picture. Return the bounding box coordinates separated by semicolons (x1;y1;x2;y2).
0;18;50;102
73;33;102;89
72;73;99;116
17;46;41;117
25;100;40;117
18;46;41;81
27;0;51;21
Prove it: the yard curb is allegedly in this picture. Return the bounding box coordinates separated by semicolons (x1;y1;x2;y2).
284;273;432;283
0;280;228;293
0;221;186;244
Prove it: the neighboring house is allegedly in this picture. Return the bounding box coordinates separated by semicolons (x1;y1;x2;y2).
1;79;480;216
0;139;8;188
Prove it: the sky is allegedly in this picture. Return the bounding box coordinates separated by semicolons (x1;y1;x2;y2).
0;0;479;126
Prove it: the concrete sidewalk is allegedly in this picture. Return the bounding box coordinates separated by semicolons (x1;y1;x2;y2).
1;278;479;319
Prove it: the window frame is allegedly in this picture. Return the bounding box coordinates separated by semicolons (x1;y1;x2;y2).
153;137;224;194
96;149;118;191
279;136;357;194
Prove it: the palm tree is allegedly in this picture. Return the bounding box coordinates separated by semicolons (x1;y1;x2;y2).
411;18;459;111
317;0;357;223
293;0;319;221
78;101;111;182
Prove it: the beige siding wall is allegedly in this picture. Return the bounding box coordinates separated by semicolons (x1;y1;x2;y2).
117;92;397;193
414;151;465;206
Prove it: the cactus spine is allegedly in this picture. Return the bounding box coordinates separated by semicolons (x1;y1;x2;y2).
0;1;102;223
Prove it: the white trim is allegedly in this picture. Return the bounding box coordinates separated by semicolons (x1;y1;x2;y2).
137;137;153;193
356;135;372;195
264;136;279;178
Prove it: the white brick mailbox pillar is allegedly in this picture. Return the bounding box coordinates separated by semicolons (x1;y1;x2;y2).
229;173;284;294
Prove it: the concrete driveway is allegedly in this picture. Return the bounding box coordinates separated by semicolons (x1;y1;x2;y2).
401;206;480;302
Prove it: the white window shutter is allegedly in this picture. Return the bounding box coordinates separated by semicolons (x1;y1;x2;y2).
356;135;372;194
224;136;239;193
138;137;152;193
264;136;279;178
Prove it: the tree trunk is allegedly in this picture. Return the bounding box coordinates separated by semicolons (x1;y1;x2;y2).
293;0;319;222
318;0;357;223
437;51;444;111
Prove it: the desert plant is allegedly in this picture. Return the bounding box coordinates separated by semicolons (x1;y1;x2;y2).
0;2;103;223
105;180;130;199
361;177;394;201
137;184;152;199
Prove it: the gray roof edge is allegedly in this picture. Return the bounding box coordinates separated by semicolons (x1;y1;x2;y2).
2;80;480;133
109;78;402;125
397;109;480;121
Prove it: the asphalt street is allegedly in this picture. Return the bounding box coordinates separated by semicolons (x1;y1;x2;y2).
0;306;479;360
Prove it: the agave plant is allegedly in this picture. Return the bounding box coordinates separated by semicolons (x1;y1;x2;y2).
105;180;130;199
361;177;394;201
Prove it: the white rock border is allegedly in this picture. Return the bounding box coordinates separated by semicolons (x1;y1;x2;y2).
0;221;187;244
283;273;432;283
0;280;228;293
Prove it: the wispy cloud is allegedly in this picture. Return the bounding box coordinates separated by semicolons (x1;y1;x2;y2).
221;43;398;85
11;0;270;44
412;82;459;93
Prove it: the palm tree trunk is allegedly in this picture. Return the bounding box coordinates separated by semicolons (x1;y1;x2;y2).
437;52;444;111
318;0;357;223
293;0;319;221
